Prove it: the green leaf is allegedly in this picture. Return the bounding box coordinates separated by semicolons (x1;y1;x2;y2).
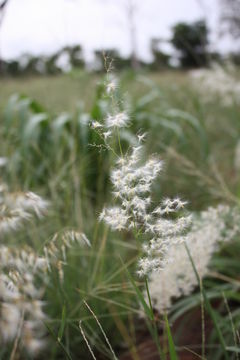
164;314;178;360
226;346;240;353
52;113;70;132
44;322;73;360
23;113;48;142
158;117;184;137
58;304;66;342
185;244;230;360
166;109;201;131
121;259;153;321
136;89;160;109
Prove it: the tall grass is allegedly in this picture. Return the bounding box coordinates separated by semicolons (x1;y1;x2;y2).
0;68;239;359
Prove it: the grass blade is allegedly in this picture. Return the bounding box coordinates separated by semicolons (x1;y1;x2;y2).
184;243;230;360
119;256;153;320
164;314;178;360
226;346;240;354
44;322;73;360
58;304;66;342
124;264;153;321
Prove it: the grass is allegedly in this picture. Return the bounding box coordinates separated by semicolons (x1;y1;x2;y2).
0;71;98;114
0;70;188;114
0;69;240;359
2;69;238;208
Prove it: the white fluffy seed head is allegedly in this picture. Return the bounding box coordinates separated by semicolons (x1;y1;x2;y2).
106;77;118;94
91;121;102;129
99;133;190;275
145;205;240;313
0;245;48;354
106;112;129;128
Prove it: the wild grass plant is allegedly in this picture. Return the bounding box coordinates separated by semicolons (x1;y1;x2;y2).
0;64;240;359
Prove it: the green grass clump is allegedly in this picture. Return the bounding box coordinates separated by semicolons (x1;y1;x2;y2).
0;70;240;359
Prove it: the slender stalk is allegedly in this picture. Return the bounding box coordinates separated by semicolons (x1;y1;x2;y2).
222;291;239;360
184;243;230;360
145;276;165;360
10;311;24;360
45;322;73;360
200;278;206;360
84;301;118;360
79;321;97;360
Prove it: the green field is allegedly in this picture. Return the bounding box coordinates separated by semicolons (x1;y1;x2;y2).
0;70;240;360
0;71;189;112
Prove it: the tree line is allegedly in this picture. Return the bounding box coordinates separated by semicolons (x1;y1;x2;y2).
0;17;239;76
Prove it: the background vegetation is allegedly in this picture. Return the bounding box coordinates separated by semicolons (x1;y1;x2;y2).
1;1;240;358
0;66;240;359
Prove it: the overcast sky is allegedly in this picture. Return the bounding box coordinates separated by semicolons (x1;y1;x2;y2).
0;0;234;62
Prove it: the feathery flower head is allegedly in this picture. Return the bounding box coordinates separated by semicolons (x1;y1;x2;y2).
99;134;189;274
99;206;129;231
13;192;49;218
0;186;49;234
0;157;8;167
145;205;240;313
103;130;112;140
91;121;103;129
106;77;118;94
0;245;48;354
137;132;147;143
106;112;129;128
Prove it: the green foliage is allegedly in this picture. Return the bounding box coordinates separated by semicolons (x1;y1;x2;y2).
164;315;178;360
171;20;209;68
0;45;85;77
0;71;240;359
150;38;171;70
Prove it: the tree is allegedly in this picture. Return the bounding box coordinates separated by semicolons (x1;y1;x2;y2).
150;38;170;70
220;0;240;38
171;20;209;68
45;53;61;75
61;45;84;69
6;59;20;76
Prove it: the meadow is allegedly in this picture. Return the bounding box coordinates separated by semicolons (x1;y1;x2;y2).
0;67;240;360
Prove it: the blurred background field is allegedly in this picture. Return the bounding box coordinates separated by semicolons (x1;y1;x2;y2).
1;68;239;209
0;71;189;113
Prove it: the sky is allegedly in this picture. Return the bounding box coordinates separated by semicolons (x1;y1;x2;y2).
0;0;235;62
